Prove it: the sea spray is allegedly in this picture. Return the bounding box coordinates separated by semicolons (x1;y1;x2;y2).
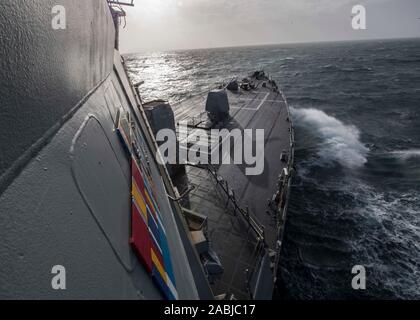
290;107;369;168
390;149;420;160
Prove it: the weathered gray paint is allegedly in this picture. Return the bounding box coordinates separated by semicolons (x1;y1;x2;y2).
0;0;114;191
0;76;160;299
71;115;133;272
0;1;201;299
0;66;200;299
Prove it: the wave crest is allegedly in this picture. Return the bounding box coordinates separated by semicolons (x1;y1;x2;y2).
390;149;420;160
291;107;369;168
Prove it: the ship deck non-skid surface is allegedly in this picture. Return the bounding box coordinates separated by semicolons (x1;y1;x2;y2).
173;76;292;299
178;165;261;299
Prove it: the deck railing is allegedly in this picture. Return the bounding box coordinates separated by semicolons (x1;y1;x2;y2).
271;88;295;282
204;163;266;244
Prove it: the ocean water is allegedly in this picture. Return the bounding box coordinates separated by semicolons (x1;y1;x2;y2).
124;38;420;299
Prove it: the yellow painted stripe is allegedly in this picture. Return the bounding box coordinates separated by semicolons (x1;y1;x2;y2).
151;249;168;284
132;181;147;221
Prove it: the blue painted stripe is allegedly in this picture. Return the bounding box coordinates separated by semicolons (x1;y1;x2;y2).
144;182;160;215
152;265;173;300
159;230;176;286
147;206;161;247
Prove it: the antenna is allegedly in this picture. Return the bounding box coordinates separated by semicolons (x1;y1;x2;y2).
108;0;135;49
107;0;135;6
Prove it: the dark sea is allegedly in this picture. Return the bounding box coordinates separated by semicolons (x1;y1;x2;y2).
124;38;420;299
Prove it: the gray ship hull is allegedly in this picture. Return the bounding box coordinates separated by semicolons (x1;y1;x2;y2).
0;0;210;300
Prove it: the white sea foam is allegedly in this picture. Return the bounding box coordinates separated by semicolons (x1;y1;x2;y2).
390;149;420;160
291;107;369;168
357;187;420;299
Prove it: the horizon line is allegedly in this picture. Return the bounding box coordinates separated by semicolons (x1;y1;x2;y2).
121;35;420;55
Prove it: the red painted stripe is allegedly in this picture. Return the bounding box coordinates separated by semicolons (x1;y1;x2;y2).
130;201;152;273
132;160;145;191
150;240;164;269
132;159;158;218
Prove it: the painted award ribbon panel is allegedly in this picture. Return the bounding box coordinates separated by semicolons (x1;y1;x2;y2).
116;109;178;300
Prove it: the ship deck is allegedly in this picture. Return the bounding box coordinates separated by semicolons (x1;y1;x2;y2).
172;74;293;299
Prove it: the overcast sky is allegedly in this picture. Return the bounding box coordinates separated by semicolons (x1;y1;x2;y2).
119;0;420;53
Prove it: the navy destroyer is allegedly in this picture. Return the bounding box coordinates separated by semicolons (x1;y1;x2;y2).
0;0;294;300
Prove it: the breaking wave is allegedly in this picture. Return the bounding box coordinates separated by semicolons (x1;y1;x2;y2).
390;149;420;160
291;107;369;168
320;64;372;73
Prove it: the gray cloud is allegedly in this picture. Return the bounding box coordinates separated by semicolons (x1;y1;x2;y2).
119;0;420;53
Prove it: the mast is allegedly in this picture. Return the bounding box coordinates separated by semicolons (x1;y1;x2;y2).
107;0;135;49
